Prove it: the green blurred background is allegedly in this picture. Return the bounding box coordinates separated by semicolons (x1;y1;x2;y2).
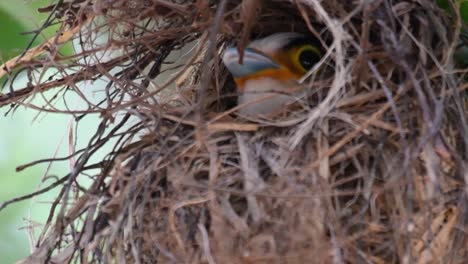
0;1;65;263
0;1;102;263
0;0;466;263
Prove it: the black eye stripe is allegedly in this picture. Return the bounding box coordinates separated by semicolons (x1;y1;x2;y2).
299;50;321;71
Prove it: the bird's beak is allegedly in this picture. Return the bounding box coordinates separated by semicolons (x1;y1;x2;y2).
222;47;280;78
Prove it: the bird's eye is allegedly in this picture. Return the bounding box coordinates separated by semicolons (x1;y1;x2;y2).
295;45;322;72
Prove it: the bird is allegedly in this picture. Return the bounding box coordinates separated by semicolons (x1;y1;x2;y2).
222;32;323;117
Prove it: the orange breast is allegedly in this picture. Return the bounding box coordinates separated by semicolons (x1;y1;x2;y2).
234;67;301;91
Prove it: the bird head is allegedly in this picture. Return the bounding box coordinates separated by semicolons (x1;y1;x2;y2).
222;32;323;116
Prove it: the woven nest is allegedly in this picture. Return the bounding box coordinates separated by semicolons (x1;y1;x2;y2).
2;0;468;263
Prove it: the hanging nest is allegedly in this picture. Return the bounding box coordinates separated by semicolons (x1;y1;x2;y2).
1;0;468;263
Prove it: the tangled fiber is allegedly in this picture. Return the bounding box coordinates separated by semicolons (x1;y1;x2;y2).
1;0;468;263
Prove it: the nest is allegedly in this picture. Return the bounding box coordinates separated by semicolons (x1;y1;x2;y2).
1;0;468;263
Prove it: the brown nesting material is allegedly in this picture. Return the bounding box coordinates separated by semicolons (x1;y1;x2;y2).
1;0;467;263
